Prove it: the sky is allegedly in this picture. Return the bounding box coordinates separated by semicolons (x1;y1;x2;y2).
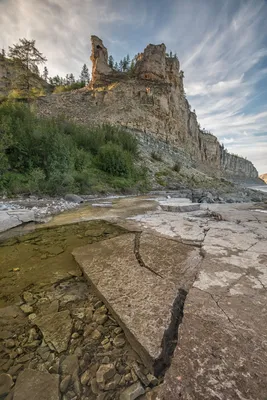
1;0;267;174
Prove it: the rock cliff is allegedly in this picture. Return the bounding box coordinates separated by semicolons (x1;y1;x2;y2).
0;54;49;97
36;36;258;181
260;173;267;183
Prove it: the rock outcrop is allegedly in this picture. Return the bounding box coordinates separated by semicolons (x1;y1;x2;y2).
0;54;49;97
90;36;113;87
36;35;259;181
260;173;267;183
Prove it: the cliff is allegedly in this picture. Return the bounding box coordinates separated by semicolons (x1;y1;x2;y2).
0;54;49;97
260;173;267;184
35;36;258;181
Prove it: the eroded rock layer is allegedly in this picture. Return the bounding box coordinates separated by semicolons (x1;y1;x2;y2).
36;36;258;181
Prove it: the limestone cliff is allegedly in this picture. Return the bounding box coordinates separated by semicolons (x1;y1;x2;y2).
260;173;267;183
36;36;258;181
0;54;49;97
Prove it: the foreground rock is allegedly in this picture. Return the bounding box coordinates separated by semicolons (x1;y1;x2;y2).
13;369;59;400
73;232;201;372
0;210;34;233
131;203;267;399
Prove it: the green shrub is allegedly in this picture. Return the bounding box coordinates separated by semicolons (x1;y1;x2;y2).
173;161;182;173
0;101;144;195
96;143;133;177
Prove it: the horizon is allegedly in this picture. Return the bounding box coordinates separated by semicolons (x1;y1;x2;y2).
1;0;267;174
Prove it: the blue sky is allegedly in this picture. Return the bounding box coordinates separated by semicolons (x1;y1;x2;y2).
1;0;267;174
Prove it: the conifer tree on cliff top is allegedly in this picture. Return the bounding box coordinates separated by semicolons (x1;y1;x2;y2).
8;38;47;98
80;64;90;85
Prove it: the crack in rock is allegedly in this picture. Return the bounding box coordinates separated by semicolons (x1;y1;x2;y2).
134;232;164;279
154;288;187;377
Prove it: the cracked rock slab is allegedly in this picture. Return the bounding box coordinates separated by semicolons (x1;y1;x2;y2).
0;210;34;233
35;310;72;353
13;369;59;400
73;233;201;371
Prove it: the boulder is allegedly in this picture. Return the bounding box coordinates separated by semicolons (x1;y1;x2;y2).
64;194;83;203
13;369;59;400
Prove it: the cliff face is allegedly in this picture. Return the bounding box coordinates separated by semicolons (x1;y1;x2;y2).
260;174;267;183
36;36;258;181
0;54;49;97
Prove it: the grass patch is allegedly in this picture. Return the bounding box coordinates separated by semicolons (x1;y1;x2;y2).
0;101;146;196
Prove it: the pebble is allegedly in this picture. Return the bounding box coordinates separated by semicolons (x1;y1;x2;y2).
71;332;80;339
0;374;13;398
91;378;99;395
96;364;115;384
28;313;37;321
120;382;145;400
60;375;71;393
147;373;158;386
5;339;15;349
94;314;108;325
23;291;37;305
80;369;91;385
113;334;126;348
91;329;102;340
20;304;33;315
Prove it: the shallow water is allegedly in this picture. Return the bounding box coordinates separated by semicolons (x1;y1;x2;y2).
0;220;126;307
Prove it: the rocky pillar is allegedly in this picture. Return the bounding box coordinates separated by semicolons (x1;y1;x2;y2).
134;43;167;81
90;36;112;87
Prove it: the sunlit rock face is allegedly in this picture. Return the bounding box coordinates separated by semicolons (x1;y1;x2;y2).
135;43;167;81
260;173;267;183
90;36;113;87
36;36;259;181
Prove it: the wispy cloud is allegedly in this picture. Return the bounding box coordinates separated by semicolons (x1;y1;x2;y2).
156;0;267;173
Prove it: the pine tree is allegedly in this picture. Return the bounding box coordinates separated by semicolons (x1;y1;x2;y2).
108;55;114;69
8;38;47;98
1;48;5;58
69;73;75;85
42;66;49;82
114;62;119;71
119;59;124;72
80;64;90;85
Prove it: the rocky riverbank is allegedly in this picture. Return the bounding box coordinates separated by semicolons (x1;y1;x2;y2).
0;195;266;400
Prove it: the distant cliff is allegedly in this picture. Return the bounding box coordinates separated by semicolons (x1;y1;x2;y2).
260;173;267;183
36;36;258;181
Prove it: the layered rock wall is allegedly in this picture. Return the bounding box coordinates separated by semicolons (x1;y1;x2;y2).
36;36;258;180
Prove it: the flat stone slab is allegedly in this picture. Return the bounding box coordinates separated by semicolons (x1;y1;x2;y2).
13;369;59;400
35;310;72;353
159;198;201;213
160;203;200;212
73;233;201;371
136;205;267;399
0;210;34;233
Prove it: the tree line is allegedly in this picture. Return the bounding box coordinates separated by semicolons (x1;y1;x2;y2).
0;38;179;100
107;51;178;73
0;39;90;99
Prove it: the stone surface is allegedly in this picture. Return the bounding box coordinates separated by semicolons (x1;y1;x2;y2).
90;35;113;86
120;382;145;400
35;310;72;353
73;232;201;370
132;203;267;400
0;210;34;233
35;37;259;182
13;369;59;400
64;194;84;204
0;373;13;397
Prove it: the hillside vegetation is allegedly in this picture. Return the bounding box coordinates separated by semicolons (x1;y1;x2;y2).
0;102;148;196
